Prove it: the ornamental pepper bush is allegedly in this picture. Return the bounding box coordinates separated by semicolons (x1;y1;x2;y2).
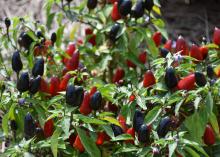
0;0;220;157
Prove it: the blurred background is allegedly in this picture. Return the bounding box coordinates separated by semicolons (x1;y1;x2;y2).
0;0;220;44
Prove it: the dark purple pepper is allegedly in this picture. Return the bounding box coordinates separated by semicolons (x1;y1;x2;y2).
24;113;36;139
90;91;102;110
133;110;144;132
109;23;121;42
165;67;178;89
32;58;44;77
10;120;17;131
87;0;97;9
119;0;132;16
12;51;23;74
51;32;57;44
132;0;145;19
144;0;154;11
207;65;214;79
160;48;169;58
195;72;207;87
111;124;123;136
17;72;30;93
157;117;171;138
18;32;34;50
138;124;150;143
29;76;41;95
5;17;11;28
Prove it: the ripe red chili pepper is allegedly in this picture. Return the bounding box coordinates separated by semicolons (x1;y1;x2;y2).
203;124;215;145
177;74;195;91
74;135;85;152
49;76;60;96
111;2;121;21
138;51;147;64
79;92;92;115
59;73;72;91
143;70;156;88
44;119;54;138
125;127;135;144
152;32;162;47
113;68;125;83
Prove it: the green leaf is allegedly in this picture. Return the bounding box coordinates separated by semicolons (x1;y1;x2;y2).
2;113;9;136
115;146;138;154
144;106;162;125
74;114;106;125
51;127;62;157
168;142;177;157
61;116;70;136
184;146;200;157
209;112;220;136
205;92;213;114
76;127;101;157
46;13;56;30
56;26;65;48
102;116;120;127
102;125;114;138
137;147;151;156
175;99;185;116
111;134;133;141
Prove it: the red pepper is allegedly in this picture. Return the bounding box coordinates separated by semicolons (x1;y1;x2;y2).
111;2;121;21
152;32;162;47
74;135;85;152
79;92;92;115
49;76;60;96
44;119;54;138
143;70;156;88
177;74;195;91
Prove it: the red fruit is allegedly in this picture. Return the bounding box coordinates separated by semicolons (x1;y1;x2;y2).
49;76;60;96
190;44;203;61
96;132;106;145
59;73;72;91
125;127;135;144
108;0;118;3
66;43;76;56
74;135;85;152
126;60;136;68
85;28;96;46
199;46;209;59
213;27;220;45
138;51;147;64
143;70;156;88
129;94;135;102
176;36;189;56
69;134;76;147
90;86;97;96
105;103;118;112
177;74;195;91
203;125;215;145
66;51;80;71
39;78;49;93
111;2;121;21
113;68;125;83
152;32;162;47
85;28;93;35
118;115;127;132
164;39;172;51
79;92;92;115
44;119;54;138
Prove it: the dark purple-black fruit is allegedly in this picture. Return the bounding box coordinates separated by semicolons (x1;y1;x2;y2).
133;110;144;132
157;117;171;138
109;23;120;42
36;31;44;39
66;85;84;107
32;58;44;77
87;0;97;9
18;98;25;105
207;65;214;79
160;48;169;58
18;32;34;50
111;124;123;136
132;0;145;19
51;32;57;44
165;67;178;89
138;124;150;143
29;76;41;95
119;0;132;16
118;0;124;7
35;127;44;141
10;120;17;131
24;113;36;139
144;0;154;11
12;51;23;74
75;86;84;107
5;17;11;28
195;72;207;87
90;91;102;110
17;72;30;93
66;85;76;106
